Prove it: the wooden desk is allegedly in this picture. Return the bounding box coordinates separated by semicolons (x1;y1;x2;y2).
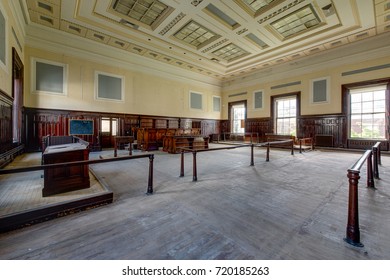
42;143;90;197
114;136;134;157
163;135;209;153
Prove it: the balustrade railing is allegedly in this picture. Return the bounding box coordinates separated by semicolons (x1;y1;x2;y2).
344;142;382;247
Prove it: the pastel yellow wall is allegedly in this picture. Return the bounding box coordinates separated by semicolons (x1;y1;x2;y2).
0;0;24;97
24;46;222;120
222;56;390;120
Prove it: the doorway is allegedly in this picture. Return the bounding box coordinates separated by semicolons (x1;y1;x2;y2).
12;48;24;144
100;117;118;148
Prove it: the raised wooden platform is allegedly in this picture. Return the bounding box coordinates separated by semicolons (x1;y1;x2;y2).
0;153;113;232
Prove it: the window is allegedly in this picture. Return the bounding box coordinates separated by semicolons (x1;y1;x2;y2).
95;71;124;101
32;58;68;95
231;104;245;133
254;90;263;109
190;91;203;110
349;85;386;139
213;96;221;112
274;96;297;136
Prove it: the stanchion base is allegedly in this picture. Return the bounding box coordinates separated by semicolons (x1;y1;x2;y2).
343;237;364;247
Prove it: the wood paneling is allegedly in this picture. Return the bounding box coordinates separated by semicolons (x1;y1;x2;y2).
24;108;221;152
0;90;13;154
298;115;346;148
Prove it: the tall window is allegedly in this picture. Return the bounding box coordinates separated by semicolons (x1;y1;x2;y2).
231;104;245;133
275;96;297;136
349;85;386;139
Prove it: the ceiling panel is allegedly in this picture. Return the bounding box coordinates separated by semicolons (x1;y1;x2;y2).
24;0;388;80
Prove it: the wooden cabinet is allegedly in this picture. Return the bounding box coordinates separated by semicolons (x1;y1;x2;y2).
42;143;90;197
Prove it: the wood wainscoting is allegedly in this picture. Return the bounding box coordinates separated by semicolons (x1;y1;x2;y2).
0;90;13;154
23;108;221;152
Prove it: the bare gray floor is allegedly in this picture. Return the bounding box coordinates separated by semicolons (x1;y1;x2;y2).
0;144;389;260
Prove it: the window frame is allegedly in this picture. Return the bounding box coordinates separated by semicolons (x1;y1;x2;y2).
31;58;68;96
212;95;221;112
95;71;125;102
343;80;389;140
189;91;203;111
271;92;300;136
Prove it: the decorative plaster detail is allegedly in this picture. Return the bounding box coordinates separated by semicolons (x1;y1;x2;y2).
257;0;304;24
236;28;248;35
191;0;203;7
201;38;229;53
159;12;186;35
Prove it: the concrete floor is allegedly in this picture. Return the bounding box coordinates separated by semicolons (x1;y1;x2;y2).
0;144;389;260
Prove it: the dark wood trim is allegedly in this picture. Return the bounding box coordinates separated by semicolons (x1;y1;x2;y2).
227;100;247;133
271;91;301;135
0;191;113;233
342;77;390;148
0;90;14;154
12;47;24;145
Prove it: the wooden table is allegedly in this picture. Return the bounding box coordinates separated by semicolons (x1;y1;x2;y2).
114;136;134;157
42;143;90;196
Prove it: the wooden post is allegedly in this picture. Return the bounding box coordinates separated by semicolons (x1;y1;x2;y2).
146;154;154;195
373;146;380;179
299;139;302;154
250;143;254;166
180;150;184;177
344;170;363;247
192;151;197;181
291;140;294;155
266;143;270;162
367;152;375;188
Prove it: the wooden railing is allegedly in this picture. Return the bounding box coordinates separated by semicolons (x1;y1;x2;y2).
179;140;294;181
344;142;382;247
0;153;155;195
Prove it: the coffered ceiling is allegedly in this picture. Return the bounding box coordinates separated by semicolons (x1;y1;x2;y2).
22;0;390;80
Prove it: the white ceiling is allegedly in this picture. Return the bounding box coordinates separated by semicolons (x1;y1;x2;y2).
22;0;390;81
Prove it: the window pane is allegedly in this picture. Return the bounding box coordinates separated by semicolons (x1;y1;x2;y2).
351;102;361;114
374;100;385;112
362;91;373;101
112;119;118;136
101;119;110;133
350;93;361;103
361;101;373;113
